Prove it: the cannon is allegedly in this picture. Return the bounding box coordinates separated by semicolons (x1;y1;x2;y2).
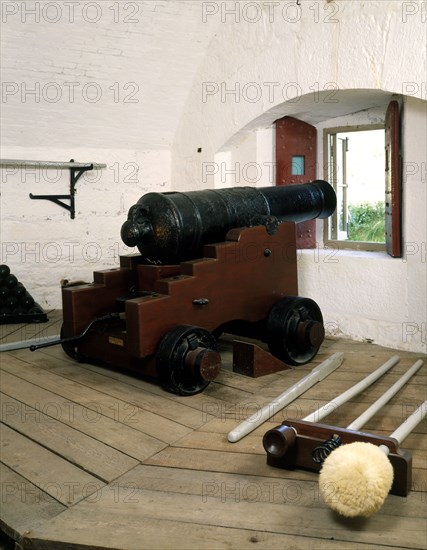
121;181;336;264
32;181;336;395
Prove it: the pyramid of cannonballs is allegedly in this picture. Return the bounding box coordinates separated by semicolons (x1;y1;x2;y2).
0;265;47;324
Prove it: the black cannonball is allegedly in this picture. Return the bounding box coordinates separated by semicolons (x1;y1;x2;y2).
5;296;19;312
4;274;18;289
13;283;26;299
21;293;35;311
0;286;9;304
0;265;10;279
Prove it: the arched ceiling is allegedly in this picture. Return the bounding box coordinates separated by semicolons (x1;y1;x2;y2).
220;89;396;151
0;1;220;150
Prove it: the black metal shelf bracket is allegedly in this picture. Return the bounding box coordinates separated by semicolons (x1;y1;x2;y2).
29;159;95;219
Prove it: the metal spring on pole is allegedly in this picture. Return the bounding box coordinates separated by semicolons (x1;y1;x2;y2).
312;434;342;464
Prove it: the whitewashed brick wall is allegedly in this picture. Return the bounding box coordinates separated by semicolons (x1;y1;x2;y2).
0;1;219;308
1;1;219;149
0;147;171;308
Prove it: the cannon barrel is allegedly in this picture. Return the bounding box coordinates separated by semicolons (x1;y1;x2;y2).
121;180;336;264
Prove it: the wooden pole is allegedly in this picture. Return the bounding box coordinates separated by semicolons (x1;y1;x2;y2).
303;355;400;424
228;352;344;443
389;400;427;445
347;359;424;431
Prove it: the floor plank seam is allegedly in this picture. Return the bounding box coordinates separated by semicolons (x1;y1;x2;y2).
0;388;169;461
38;350;252;410
2;355;217;431
0;422;117;485
0;368;184;444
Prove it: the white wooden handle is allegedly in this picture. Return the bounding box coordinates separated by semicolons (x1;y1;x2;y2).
347;359;424;431
227;352;344;443
390;400;427;444
303;355;400;424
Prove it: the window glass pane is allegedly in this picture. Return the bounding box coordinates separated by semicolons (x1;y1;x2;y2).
291;155;305;176
328;129;385;243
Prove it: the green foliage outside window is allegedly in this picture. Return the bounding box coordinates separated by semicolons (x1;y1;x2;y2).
347;202;385;243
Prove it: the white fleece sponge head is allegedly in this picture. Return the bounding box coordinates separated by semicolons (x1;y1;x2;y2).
319;441;394;517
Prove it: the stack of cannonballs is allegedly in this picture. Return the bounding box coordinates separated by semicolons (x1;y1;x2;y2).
0;265;47;323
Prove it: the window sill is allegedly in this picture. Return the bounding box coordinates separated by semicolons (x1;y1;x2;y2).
299;245;391;261
323;239;386;253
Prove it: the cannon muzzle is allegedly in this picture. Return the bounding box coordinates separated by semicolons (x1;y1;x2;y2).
121;180;336;264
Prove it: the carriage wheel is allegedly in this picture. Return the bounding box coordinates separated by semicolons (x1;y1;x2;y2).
266;297;325;366
156;325;221;395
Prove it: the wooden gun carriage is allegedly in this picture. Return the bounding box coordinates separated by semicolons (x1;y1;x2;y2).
34;181;336;395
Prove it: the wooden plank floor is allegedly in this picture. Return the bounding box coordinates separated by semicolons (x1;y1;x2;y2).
0;311;426;550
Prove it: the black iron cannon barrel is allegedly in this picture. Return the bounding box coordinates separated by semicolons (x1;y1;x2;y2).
121;180;336;264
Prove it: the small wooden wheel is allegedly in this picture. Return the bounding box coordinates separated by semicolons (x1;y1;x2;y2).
266;296;325;365
156;325;221;395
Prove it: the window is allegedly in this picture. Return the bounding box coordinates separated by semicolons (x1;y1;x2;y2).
322;100;402;257
276;100;402;257
324;125;386;251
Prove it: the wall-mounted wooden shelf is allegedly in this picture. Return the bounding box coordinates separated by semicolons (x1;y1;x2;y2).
0;158;107;219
